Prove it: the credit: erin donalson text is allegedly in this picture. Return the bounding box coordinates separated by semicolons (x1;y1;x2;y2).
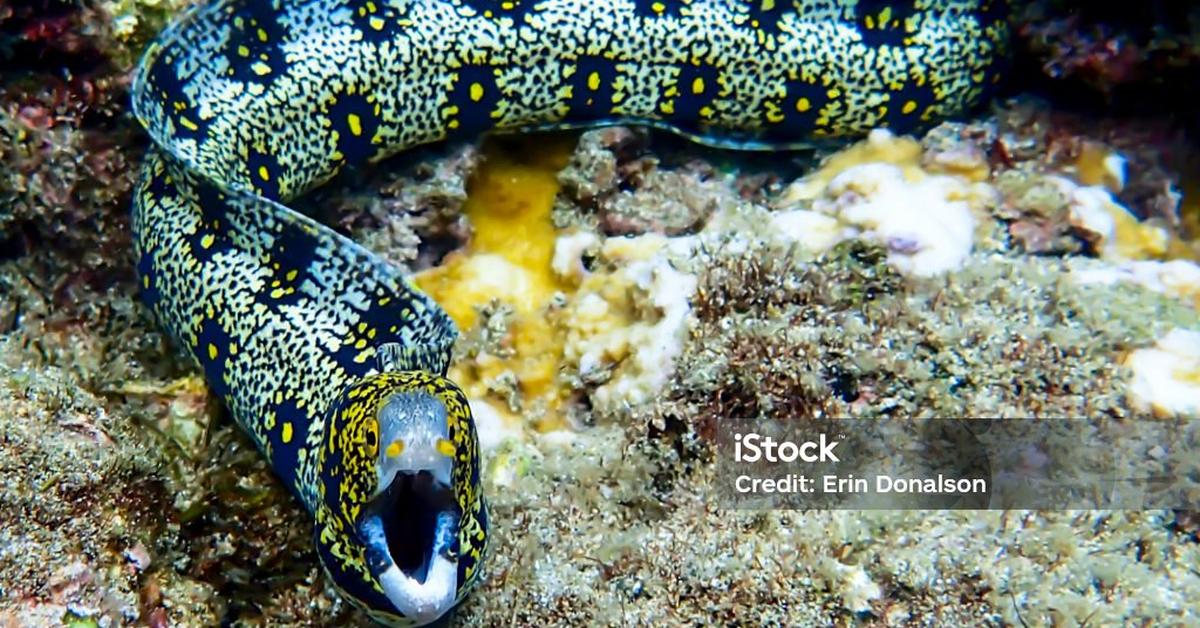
730;432;989;495
733;473;989;495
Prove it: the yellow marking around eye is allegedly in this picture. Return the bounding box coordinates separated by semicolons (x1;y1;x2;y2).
691;78;705;94
200;233;215;249
258;165;270;181
179;117;199;131
436;438;455;457
282;421;294;443
386;439;404;458
347;113;363;136
587;72;600;91
902;100;918;114
207;343;218;360
470;82;484;102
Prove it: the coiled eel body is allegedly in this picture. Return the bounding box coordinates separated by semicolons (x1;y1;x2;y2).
130;0;1009;624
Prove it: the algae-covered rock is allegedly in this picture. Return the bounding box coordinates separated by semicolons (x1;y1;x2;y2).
0;310;220;625
3;1;1200;626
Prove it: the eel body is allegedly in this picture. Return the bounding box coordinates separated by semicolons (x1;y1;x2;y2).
130;0;1009;625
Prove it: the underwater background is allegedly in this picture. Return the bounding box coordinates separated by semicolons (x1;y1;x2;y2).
2;0;1199;625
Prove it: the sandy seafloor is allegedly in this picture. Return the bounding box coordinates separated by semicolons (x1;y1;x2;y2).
3;1;1200;626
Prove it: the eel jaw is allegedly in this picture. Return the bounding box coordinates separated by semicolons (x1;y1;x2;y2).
359;469;460;625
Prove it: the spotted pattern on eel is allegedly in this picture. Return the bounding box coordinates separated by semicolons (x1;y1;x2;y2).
130;0;1009;624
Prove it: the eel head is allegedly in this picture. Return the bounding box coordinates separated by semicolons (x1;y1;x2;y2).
315;371;487;626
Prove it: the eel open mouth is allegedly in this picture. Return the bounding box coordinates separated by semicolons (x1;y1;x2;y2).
360;468;461;624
